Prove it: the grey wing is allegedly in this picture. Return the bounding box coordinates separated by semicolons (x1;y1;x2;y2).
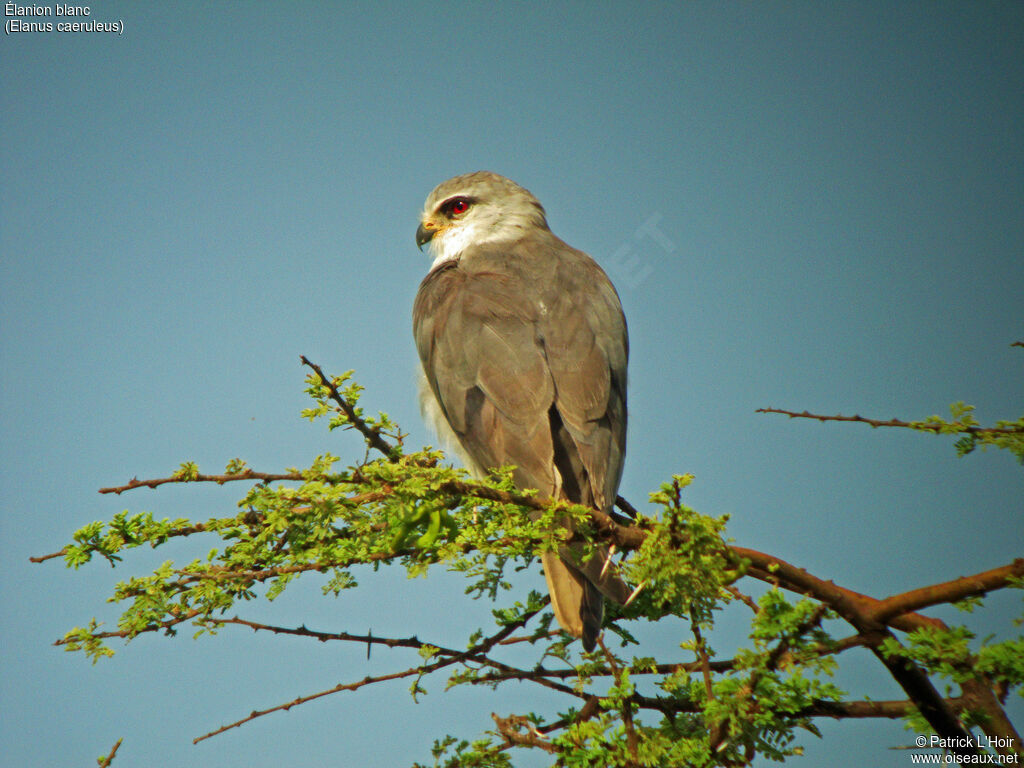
538;247;632;616
413;261;559;497
413;243;630;648
541;248;628;515
413;244;627;511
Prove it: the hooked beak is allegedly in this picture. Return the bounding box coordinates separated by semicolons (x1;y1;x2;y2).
416;221;435;250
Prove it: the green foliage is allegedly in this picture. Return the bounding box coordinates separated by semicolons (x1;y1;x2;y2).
412;735;513;768
624;474;739;624
909;402;1024;464
61;619;116;664
43;367;1024;766
881;626;1024;697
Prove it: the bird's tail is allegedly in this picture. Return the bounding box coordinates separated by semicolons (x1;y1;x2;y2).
541;544;631;652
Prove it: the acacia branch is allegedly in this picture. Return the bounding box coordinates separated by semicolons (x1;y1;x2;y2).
194;662;429;744
150;555;399;598
55;608;205;646
210;616;444;652
98;469;303;495
799;696;967;720
756;407;1023;435
31;518;220;563
32;486;398;566
472;633;870;690
627;691;973;722
733;548;946;633
491;690;987;759
194;603;546;743
97;737;123;768
300;356;398;458
870;559;1024;623
728;546;1023;755
598;638;641;760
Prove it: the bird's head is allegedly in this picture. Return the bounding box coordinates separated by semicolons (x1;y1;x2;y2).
416;171;549;267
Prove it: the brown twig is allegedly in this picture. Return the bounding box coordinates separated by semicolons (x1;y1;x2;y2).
55;609;204;646
300;356;398;458
472;658;737;687
209;617;428;651
97;737;122;767
691;619;715;703
99;469;303;495
598;637;640;763
194;603;545;743
194;662;430;744
724;584;761;614
755;407;1023;435
869;559;1024;623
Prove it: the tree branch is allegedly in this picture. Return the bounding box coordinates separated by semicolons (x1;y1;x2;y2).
194;662;430;744
870;559;1024;624
755;407;1023;435
300;356;399;458
194;603;547;743
97;737;122;768
55;608;204;646
209;617;429;651
729;547;1021;757
98;469;303;495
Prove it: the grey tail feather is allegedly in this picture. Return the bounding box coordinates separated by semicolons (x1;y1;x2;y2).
540;548;610;651
580;581;604;652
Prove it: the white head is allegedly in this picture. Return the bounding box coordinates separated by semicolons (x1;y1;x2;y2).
416;171;549;269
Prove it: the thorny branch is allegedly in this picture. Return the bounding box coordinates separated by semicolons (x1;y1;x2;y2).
708;603;831;755
98;469;304;496
193;603;547;743
755;407;1024;435
47;465;1024;753
97;738;122;768
177;615;1001;749
39;358;1023;761
300;355;399;458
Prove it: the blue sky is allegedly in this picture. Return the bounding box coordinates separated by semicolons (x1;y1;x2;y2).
2;3;1022;766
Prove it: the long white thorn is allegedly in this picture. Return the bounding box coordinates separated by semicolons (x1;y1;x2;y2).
599;544;617;579
624;580;647;607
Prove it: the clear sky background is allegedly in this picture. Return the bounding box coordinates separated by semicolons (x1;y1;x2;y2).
2;3;1022;767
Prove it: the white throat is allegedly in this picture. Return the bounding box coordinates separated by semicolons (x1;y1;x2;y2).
429;224;477;269
427;210;538;270
429;220;504;269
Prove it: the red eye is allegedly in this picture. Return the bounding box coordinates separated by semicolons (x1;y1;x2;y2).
450;198;470;215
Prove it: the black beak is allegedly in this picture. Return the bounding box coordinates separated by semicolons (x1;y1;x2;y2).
416;223;434;250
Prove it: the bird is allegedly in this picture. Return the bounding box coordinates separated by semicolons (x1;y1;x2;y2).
412;171;631;651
